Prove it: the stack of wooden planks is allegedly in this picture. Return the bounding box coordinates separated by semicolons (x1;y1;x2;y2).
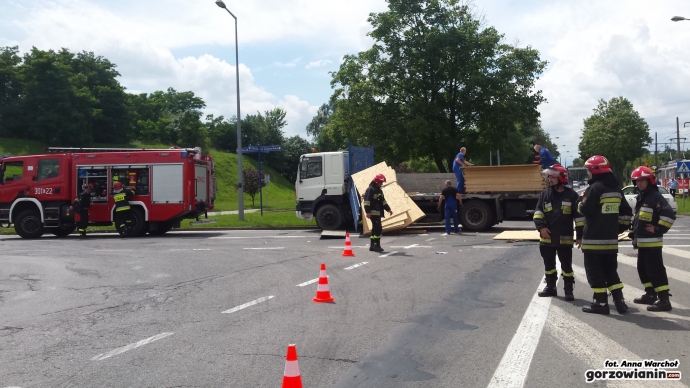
351;162;426;235
464;164;546;193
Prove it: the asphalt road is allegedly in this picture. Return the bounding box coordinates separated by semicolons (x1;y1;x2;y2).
1;219;690;387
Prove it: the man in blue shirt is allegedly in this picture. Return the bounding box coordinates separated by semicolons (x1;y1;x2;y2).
534;145;554;169
452;147;473;193
669;178;679;197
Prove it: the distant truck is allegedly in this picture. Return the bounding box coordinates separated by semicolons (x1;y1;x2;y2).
295;146;542;232
0;147;216;238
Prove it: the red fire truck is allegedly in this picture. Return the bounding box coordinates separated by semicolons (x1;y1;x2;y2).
0;147;216;238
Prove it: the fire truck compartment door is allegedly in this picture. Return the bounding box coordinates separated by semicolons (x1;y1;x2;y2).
152;164;184;203
195;165;208;202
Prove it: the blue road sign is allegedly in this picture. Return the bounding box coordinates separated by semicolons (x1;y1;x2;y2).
240;145;282;153
678;161;690;174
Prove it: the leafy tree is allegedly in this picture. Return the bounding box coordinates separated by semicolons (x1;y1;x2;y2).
280;135;313;183
0;46;23;138
578;97;651;180
306;100;336;140
571;157;584;167
240;166;265;206
325;0;546;171
205;114;237;152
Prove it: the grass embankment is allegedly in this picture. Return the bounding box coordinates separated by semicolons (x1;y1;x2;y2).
674;196;690;215
0;137;313;231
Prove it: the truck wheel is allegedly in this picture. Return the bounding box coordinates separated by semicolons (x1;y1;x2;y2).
316;204;343;230
460;201;492;232
52;224;76;237
148;221;173;236
14;209;44;239
116;208;146;237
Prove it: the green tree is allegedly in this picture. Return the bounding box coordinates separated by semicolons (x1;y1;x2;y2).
240;166;265;206
578;97;651;180
0;46;23;138
571;157;584;167
325;0;546;171
280;135;314;183
205;114;237;152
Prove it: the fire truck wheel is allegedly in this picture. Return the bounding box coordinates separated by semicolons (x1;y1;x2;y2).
128;208;147;237
315;204;343;230
52;224;76;237
148;221;173;236
14;209;45;239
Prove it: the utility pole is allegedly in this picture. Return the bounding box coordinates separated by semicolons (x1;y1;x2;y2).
655;132;658;168
677;117;681;160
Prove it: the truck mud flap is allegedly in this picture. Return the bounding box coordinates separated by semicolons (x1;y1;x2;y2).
495;198;503;223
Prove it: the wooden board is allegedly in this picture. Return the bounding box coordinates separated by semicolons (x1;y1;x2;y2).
464;164;545;193
397;173;457;194
492;230;540;241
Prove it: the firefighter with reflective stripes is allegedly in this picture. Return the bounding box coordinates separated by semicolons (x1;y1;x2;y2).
72;184;91;238
364;174;393;252
579;155;633;315
533;165;583;301
630;166;675;312
112;181;134;237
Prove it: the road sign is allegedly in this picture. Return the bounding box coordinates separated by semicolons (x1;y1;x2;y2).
677;161;690;174
240;145;282;153
644;161;650;168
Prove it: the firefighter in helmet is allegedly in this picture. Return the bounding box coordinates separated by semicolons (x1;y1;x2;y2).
630;166;675;312
579;155;633;315
533;164;583;301
76;184;91;237
112;181;134;237
364;173;393;252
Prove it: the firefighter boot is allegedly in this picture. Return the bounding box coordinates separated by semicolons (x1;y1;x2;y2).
647;290;672;312
538;275;557;297
563;276;575;302
369;239;375;252
633;287;657;305
611;289;628;314
582;293;610;315
373;238;384;253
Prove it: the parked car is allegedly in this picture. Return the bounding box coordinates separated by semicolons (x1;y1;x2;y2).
622;185;678;214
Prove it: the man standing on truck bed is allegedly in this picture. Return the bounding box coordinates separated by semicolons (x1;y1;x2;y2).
364;174;393;252
579;155;633;315
533;145;554;169
453;147;473;193
112;181;134;237
533;165;582;301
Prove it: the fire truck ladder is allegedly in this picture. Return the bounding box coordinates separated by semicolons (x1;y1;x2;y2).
45;147;201;154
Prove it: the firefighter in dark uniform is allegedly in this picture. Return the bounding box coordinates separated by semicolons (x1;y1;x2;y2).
579;155;633;315
630;166;676;312
533;165;583;301
73;184;91;238
112;181;134;237
364;174;393;252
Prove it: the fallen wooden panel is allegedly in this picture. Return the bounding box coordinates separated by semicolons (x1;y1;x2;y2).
493;230;540;241
352;162;425;235
388;229;427;235
320;230;347;239
618;232;631;241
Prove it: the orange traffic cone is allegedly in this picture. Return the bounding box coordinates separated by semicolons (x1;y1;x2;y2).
281;344;303;388
342;232;355;257
313;263;335;303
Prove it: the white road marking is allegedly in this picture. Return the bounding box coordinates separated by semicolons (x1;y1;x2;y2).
379;251;398;257
472;246;519;249
663;247;690;260
193;249;211;251
328;245;368;249
389;244;431;249
297;278;326;287
425;238;436;242
243;247;285;250
618;253;690;284
92;332;173;361
487;262;561;388
545;305;685;388
222;295;274;314
344;262;368;270
572;264;690;330
94;250;134;252
210;236;307;239
441;233;448;237
662;236;690;240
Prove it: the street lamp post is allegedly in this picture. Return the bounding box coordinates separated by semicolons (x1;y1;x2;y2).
672;16;688;21
216;0;244;221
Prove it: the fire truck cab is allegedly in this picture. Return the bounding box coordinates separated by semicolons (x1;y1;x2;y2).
0;147;216;238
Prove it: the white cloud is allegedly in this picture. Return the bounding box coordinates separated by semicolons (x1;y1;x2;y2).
305;59;333;69
275;58;302;68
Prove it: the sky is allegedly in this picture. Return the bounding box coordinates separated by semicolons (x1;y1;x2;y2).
2;0;690;165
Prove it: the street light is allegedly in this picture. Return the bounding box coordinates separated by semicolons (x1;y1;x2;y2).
672;16;688;22
215;0;244;220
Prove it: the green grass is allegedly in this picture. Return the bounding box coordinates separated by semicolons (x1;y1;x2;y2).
0;137;299;212
674;196;690;215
